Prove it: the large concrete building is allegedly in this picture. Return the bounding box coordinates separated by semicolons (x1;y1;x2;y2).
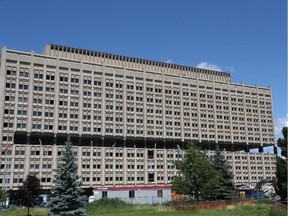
0;45;277;191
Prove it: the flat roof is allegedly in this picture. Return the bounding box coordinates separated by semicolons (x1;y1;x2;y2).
93;185;171;191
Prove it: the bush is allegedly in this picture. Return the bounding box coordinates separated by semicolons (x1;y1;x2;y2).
86;198;130;211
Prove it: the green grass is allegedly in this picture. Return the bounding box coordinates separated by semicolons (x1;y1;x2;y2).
0;200;279;216
0;207;49;216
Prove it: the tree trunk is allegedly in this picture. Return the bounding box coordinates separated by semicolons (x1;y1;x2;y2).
195;190;199;201
27;206;30;216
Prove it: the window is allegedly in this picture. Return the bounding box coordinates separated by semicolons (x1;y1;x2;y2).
148;150;154;159
148;173;154;182
157;190;163;198
129;190;135;198
102;191;108;198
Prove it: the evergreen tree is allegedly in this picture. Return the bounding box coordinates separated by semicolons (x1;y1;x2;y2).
212;146;236;200
172;143;220;201
19;173;42;216
276;127;287;201
49;137;86;216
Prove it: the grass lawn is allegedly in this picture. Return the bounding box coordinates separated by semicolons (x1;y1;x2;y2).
0;202;276;216
87;203;273;216
0;207;49;216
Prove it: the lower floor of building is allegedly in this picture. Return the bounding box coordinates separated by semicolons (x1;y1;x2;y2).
0;144;276;190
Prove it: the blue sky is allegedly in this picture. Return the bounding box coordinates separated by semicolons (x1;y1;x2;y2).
1;0;287;140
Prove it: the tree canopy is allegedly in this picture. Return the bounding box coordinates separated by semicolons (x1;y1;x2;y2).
172;143;220;201
49;137;86;216
18;173;42;216
277;126;287;157
276;127;287;201
211;146;236;200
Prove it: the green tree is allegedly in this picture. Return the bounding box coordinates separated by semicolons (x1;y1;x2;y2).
172;143;220;201
277;126;287;157
276;127;287;201
0;188;8;202
18;173;42;216
212;146;236;200
49;137;86;216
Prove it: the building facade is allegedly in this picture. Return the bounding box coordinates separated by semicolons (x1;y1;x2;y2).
0;45;276;190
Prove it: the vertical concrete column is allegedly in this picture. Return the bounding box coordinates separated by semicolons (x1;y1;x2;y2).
242;84;249;145
228;83;234;143
79;135;82;146
0;47;7;152
134;143;137;186
52;145;58;170
180;141;184;149
273;146;278;155
161;74;166;141
231;144;234;152
215;143;220;151
78;60;84;135
76;146;81;177
113;146;116;186
179;72;185;142
232;151;236;183
100;145;105;186
100;136;106;186
256;86;263;147
247;152;252;184
8;145;16;189
26;132;30;144
163;140;168;184
212;81;218;144
122;70;128;138
154;147;157;185
25;52;34;135
261;152;266;179
89;145;93;187
53;57;60;135
144;139;148;185
53;134;57;145
245;145;250;153
101;65;106;138
196;78;201;142
258;146;263;153
24;145;31;178
123;138;127;185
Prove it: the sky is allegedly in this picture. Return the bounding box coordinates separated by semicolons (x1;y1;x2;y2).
0;0;287;141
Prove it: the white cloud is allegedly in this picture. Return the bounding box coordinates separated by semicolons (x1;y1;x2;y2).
225;65;236;73
275;115;288;135
196;62;222;71
165;59;173;63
